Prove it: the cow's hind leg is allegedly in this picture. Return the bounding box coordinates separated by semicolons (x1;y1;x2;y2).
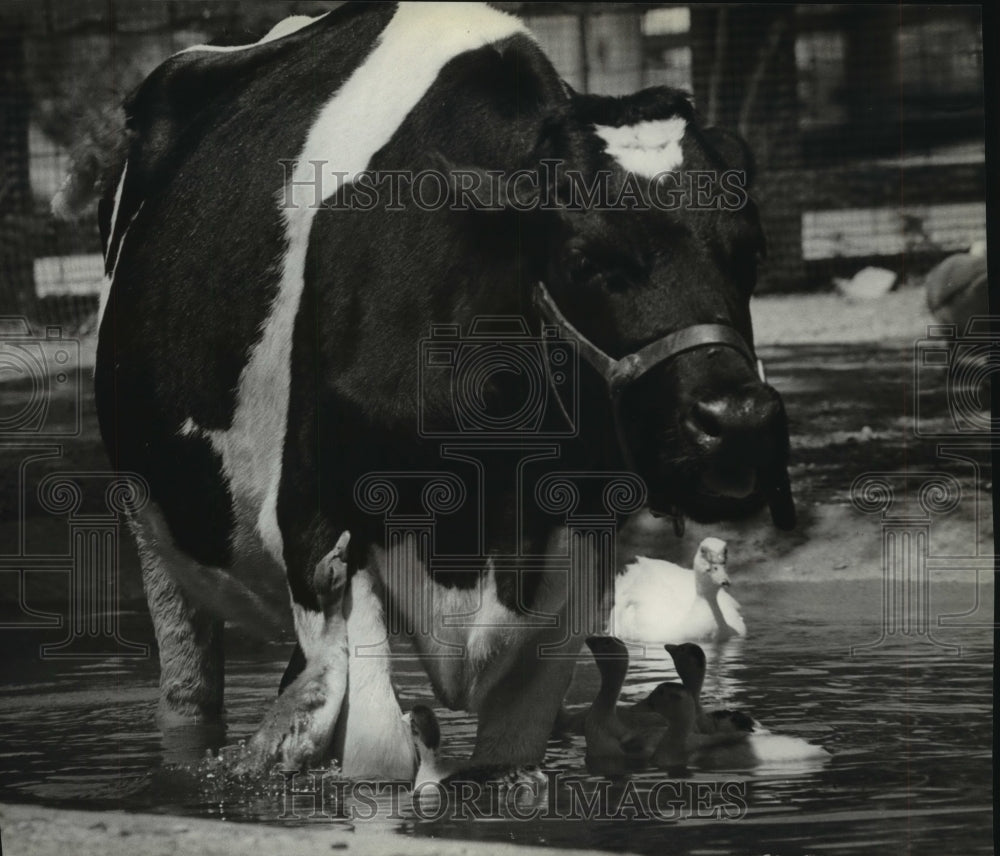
131;505;224;725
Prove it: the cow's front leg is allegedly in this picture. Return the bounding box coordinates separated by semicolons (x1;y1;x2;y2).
237;532;350;773
468;629;580;769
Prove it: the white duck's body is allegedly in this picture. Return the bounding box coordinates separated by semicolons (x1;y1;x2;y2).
612;538;746;644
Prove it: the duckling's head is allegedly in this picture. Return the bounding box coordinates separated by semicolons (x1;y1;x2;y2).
693;537;730;590
664;642;707;695
405;705;441;762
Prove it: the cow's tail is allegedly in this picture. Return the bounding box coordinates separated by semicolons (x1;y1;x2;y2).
50;106;130;231
134;506;289;640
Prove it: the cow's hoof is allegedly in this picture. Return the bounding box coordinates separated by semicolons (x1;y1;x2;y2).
441;764;548;789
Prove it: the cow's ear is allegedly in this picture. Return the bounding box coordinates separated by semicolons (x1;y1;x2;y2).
429;152;545;213
701;127;756;187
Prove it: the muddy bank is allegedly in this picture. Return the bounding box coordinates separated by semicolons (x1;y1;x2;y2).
0;801;626;856
621;499;993;582
751;286;935;345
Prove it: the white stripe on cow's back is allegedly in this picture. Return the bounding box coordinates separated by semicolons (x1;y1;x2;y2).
594;117;687;178
104;161;128;268
177;13;329;54
98;171;147;336
207;2;531;568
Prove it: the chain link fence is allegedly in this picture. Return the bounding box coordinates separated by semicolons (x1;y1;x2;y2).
0;2;986;332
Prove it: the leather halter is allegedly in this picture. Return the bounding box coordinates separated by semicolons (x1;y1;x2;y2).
532;280;765;534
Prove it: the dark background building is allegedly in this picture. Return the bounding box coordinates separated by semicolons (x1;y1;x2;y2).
0;2;986;326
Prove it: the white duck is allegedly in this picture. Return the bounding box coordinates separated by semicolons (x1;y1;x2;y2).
612;537;746;644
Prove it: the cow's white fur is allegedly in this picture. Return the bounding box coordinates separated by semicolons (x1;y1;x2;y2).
371;542;574;712
204;2;530;568
178;14;328;55
594;118;687;178
104;161;128;268
97;163;134;329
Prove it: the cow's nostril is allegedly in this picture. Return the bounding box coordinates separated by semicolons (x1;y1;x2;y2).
690;399;728;438
689;386;781;440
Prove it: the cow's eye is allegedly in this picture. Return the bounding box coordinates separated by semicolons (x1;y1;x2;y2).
566;248;602;287
603;271;632;292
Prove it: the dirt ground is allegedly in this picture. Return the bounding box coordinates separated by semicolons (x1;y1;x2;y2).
0;801;612;856
750;285;936;345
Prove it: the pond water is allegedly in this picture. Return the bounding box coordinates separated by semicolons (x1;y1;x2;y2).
0;579;993;856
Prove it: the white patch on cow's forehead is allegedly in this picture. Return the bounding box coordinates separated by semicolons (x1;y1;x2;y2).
594;117;686;178
177;13;328;54
219;2;529;566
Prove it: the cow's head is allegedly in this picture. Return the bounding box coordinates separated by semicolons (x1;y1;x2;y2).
518;89;791;527
434;84;793;529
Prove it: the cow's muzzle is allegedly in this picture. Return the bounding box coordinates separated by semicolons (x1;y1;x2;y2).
532;280;796;531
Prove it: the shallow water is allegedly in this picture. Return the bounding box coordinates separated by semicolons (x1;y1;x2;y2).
0;579;993;856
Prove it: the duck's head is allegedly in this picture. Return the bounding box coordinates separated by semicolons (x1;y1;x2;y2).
585;635;630;692
404;705;441;763
664;642;707;696
693;537;730;590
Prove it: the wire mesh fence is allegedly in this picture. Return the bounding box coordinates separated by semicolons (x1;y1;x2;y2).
0;1;987;332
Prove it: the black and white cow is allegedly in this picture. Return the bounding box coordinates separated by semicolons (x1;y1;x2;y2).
95;2;794;775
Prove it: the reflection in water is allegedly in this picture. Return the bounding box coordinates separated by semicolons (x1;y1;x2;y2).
0;580;993;855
